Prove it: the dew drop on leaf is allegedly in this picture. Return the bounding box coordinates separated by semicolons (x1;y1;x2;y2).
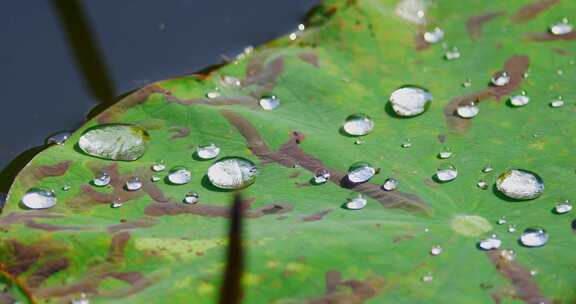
259;94;280;111
550;96;565;108
62;183;71;192
496;169;544;200
423;27;444;44
482;164;493;173
93;172;111;187
421;273;434;283
78;124;149;161
183;192;199;204
491;71;510;87
478;234;502;250
205;91;221;99
220;75;242;88
499;249;516;261
553;201;572;214
345;194;367;210
437;148;452;159
196;143;221;160
207;157;257;190
519;227;548;247
430;245;442;256
125;176;143;191
45;131;72;145
508;225;517;233
550;18;573;36
435;163;458;182
150;175;161;182
381;178;399;191
477;179;488;190
342;113;374;136
110;199;123;209
347;162;376;183
151;161;166;172
313;169;330;185
445;47;460;60
389;86;432;117
167;166;192;185
21;188;57;209
456;102;479;118
509;91;530;107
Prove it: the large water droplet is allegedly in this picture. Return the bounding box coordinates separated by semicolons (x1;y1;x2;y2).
345;194;367;210
550;18;573;35
496;169;544;200
456;102;479;118
313;169;330;185
554;200;572;214
183;192;199;204
519;227;548;247
196;143;221;160
491;71;510;87
342;114;374;136
21;188;57;209
93;172;111;187
509;91;530;107
423;27;444;44
207;157;258;190
167;167;192;185
347;162;376;183
478;234;502;250
382;178;399;191
436;164;458;182
78;124;149;161
259;94;280;111
389;86;432;117
46;131;72;145
125;176;142;191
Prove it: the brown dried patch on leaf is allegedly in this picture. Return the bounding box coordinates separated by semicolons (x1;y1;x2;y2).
145;198;293;218
1;239;64;277
0;292;16;304
98;84;168;124
0;211;62;227
107;232;131;264
222;110;430;214
25;221;87;232
165;94;260;110
527;31;576;41
299;52;320;67
444;55;529;132
467;12;505;40
243;54;285;98
486;251;550;304
511;0;559;23
308;271;385;303
552;48;571;56
301;209;333;222
169;127;190;140
107;217;157;233
288;171;301;179
27;258;69;289
18;160;73;188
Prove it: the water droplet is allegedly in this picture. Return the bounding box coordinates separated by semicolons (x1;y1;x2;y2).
206;91;221;99
298;23;306;31
354;139;365;145
78;124;149;161
482;164;493;173
496;217;507;225
342;114;374;136
430;245;442;256
499;249;516;261
508;225;517;233
93;172;111;187
437;148;452;159
389;86;433;117
259;94;280;110
151;161;166;172
46;131;72;145
382;178;399;191
478;234;502;250
21;188;57;209
456;102;479;118
462;78;472;87
554;200;572;214
423;27;444;44
550;96;565;108
530;270;538;276
496;169;544;200
519;227;548;247
62;183;71;192
347;162;376;183
445;47;460;60
167;167;192;185
401;141;412;148
111;199;123;209
289;32;298;40
509;91;530;107
557;69;563;76
220;75;242;88
345;194;367;210
436;163;458;182
196;143;221;160
207;157;258;189
71;293;90;304
313;169;330;185
421;273;433;283
183;192;199;204
395;0;427;24
491;71;510;87
477;179;488;190
151;175;161;182
125;176;142;191
550;18;573;36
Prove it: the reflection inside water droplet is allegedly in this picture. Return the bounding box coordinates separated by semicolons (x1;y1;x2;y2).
456;102;479;118
259;94;280;110
347;162;376;183
345;194;367;210
184;192;199;204
196;143;221;160
207;157;257;190
550;18;573;35
93;172;111;187
478;234;502;250
382;178;399;191
496;169;544;200
554;201;572;214
509;91;530;107
167;167;192;185
550;96;565;108
491;71;510;87
430;245;442;256
125;176;142;191
21;188;57;209
436;164;458;182
151;161;166;172
342;114;374;136
389;86;432;117
313;169;330;185
519;227;548;247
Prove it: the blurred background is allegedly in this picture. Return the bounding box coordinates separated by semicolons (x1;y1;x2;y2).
0;0;318;192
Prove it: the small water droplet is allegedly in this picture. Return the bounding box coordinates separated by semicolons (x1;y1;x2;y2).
342;114;374;136
167;167;192;185
456;102;479;118
496;217;507;225
183;192;199;204
207;157;258;189
478;234;502;250
21;188;57;209
550;96;565;108
382;178;399;191
550;18;573;36
46;131;73;145
93;172;111;187
437;148;452;159
62;183;71;192
445;47;460;60
430;245;442;256
196;143;221;160
554;200;572;214
150;175;161;182
71;293;90;304
125;176;142;191
206;91;221;99
259;94;280;110
354;139;365;145
347;162;376;183
345;194;367;210
401;141;412;148
499;249;516;261
289;32;298;40
519;227;548;247
151;161;166;172
508;225;517;233
421;273;434;283
313;169;330;185
297;23;306;31
462;78;472;87
496;169;544;200
423;27;444;44
436;163;458;182
220;75;242;88
482;164;493;173
509;92;530;107
111;199;123;209
557;69;563;76
530;270;538;276
477;179;488;190
491;71;510;87
389;86;433;117
78;124;149;161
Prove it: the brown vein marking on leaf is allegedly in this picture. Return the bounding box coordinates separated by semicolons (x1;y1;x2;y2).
169;126;190;140
25;220;87;232
107;217;157;234
486;251;551;304
467;11;505;40
221;110;430;214
0;291;17;304
299;52;320;67
17;160;73;189
26;258;69;289
164;94;260;110
1;239;65;279
552;48;571;56
301;209;333;222
0;266;36;304
0;211;62;227
107;232;131;264
307;271;385;304
97;84;168;124
511;0;559;23
527;31;576;41
444;55;529;132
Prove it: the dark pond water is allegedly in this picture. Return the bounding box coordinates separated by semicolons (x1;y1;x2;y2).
0;0;318;193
